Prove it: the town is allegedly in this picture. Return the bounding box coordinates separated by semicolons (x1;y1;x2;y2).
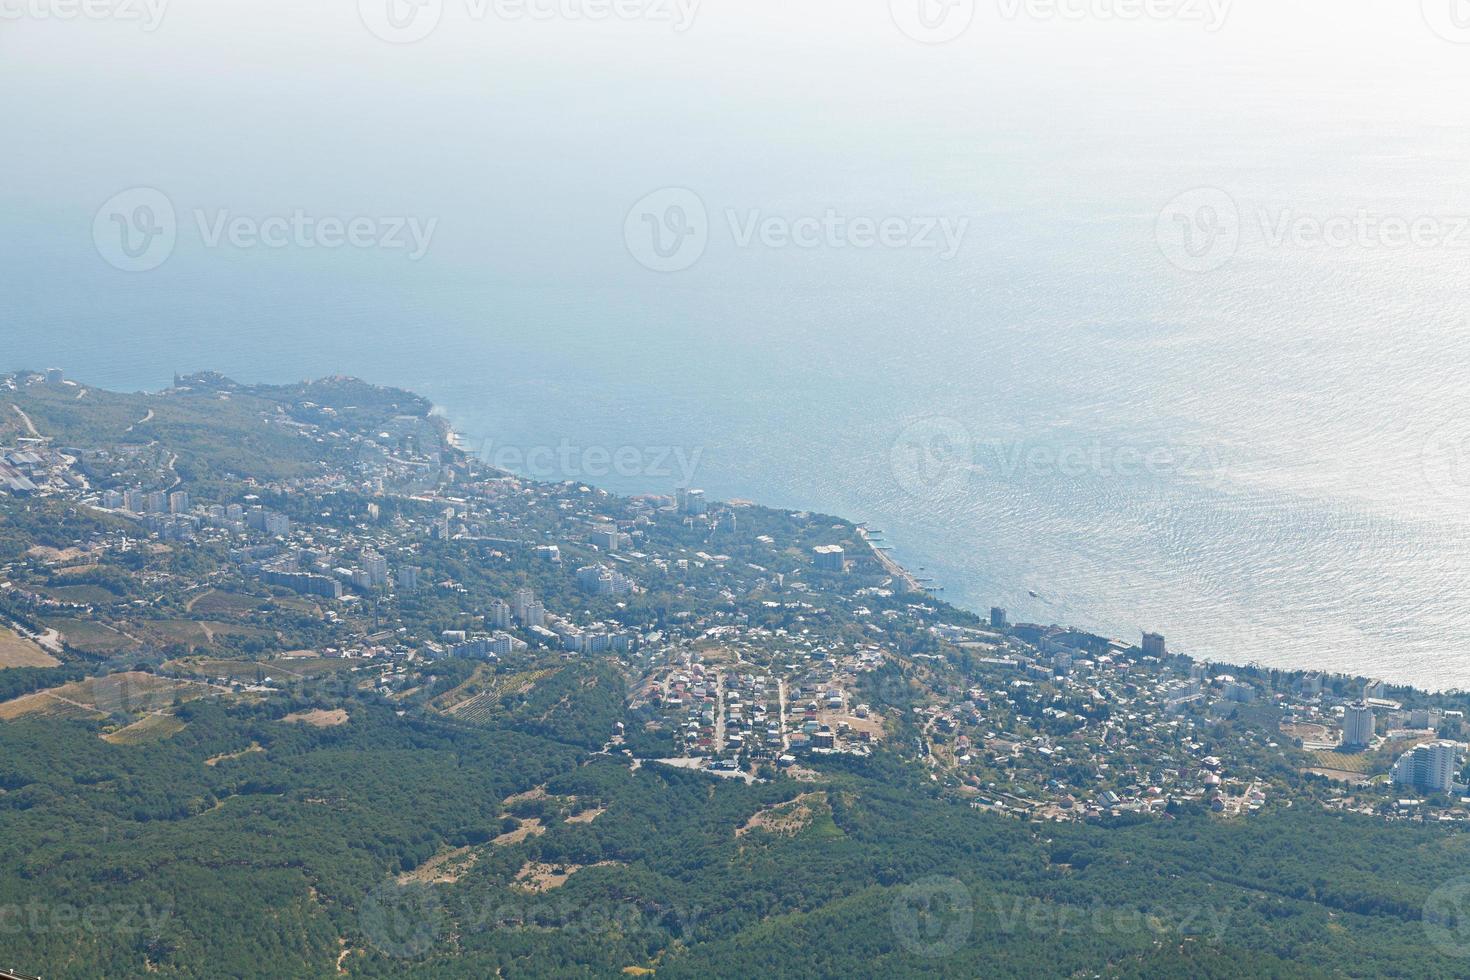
3;368;1469;831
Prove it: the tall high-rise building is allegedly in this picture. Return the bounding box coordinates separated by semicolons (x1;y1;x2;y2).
1341;701;1375;748
512;588;535;622
812;545;845;572
576;564;635;596
1392;741;1459;794
263;512;291;538
1141;632;1167;657
489;599;512;629
990;607;1008;629
168;490;190;514
363;553;388;589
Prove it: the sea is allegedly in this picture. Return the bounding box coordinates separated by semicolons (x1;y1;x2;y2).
4;0;1470;689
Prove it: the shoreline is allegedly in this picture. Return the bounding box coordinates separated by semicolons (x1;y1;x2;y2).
14;367;1450;699
856;525;925;594
438;404;1449;698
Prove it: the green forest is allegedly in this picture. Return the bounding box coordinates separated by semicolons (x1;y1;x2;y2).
1;679;1469;978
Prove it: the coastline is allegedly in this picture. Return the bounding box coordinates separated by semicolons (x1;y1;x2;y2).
13;366;1451;698
856;525;925;594
434;402;1444;699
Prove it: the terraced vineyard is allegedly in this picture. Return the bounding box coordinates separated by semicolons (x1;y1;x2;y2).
433;666;560;725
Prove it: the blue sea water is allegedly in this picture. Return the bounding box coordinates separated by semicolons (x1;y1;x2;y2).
5;1;1470;688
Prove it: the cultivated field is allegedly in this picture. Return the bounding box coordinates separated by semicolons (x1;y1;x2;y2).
0;672;212;720
49;617;139;656
186;590;267;617
102;713;187;745
432;666;558;725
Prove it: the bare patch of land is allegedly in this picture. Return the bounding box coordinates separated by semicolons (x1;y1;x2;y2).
206;743;264;766
0;626;60;668
1307;767;1375;786
737;792;826;838
512;860;621;893
502;785;548;806
25;545;87;565
282;708;348;727
397;845;479;885
491;817;545;846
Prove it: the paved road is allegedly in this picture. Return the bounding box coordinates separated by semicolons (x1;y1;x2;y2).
10;404;40;439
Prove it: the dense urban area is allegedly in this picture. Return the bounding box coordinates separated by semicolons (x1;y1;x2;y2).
3;370;1470;977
